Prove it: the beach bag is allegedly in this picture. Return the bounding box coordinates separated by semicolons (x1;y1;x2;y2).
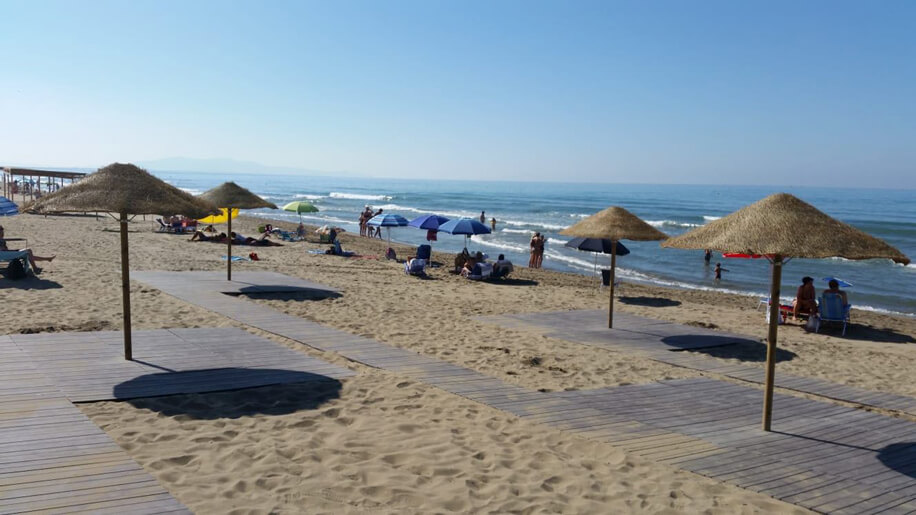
805;315;819;332
248;252;260;261
3;258;27;280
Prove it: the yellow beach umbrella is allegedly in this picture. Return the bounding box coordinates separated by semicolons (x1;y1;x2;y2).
198;207;239;225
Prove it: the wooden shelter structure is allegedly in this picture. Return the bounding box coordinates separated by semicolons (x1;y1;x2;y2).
1;167;87;204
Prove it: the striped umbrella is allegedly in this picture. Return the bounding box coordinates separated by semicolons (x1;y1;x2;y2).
367;213;408;246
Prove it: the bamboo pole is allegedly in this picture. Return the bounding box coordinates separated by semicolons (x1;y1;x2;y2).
227;210;233;281
119;212;133;360
608;240;617;328
762;255;783;431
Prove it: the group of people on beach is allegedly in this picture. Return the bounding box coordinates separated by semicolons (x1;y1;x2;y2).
792;276;849;321
528;232;546;268
358;206;383;238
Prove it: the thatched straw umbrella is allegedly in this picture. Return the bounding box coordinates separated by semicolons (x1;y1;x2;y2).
661;193;910;431
28;163;220;360
560;207;668;328
199;182;277;281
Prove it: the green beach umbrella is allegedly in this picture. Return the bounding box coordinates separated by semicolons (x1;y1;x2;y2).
282;201;319;223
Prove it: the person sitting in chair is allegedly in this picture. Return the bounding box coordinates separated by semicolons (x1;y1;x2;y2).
823;279;848;306
493;254;513;278
0;225;55;273
792;276;817;321
454;248;471;273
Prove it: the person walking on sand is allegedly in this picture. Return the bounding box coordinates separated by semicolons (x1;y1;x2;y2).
480;211;486;224
373;208;384;239
704;249;712;265
714;262;728;282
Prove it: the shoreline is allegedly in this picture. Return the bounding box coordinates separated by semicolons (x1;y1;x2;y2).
247;211;916;319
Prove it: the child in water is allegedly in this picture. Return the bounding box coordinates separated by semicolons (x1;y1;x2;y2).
714;262;728;282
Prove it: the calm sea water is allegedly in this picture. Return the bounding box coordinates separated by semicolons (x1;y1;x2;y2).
155;171;915;316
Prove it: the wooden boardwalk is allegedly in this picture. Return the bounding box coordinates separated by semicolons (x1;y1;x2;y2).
0;335;190;513
478;310;916;417
9;327;356;402
133;271;916;514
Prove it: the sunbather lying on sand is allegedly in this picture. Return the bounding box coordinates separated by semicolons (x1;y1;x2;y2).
190;231;228;243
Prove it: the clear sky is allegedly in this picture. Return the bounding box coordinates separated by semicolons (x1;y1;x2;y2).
1;0;914;187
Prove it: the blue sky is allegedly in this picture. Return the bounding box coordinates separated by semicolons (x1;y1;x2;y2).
1;0;914;187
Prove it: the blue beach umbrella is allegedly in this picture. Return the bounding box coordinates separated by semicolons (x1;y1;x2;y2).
367;213;409;245
0;196;19;216
408;214;449;230
822;276;853;288
437;217;492;249
565;237;630;276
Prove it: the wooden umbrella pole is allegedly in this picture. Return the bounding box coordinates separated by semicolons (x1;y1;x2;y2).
119;212;133;361
227;210;232;281
762;255;783;431
609;240;617;328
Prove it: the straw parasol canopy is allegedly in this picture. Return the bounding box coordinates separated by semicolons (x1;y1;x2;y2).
28;163;218;219
560;206;668;242
199;182;277;211
661;193;909;263
29;163;220;361
661;192;910;432
199;182;277;281
560;206;668;328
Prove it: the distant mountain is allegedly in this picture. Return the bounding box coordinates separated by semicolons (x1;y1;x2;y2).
136;157;358;177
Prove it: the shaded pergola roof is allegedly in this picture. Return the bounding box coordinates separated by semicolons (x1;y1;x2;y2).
2;167;88;179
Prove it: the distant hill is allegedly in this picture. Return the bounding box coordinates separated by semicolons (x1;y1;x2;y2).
137;157;358;177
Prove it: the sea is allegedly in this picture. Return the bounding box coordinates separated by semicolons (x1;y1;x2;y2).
154;171;916;317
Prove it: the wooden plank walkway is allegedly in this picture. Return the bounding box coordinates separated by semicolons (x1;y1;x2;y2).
9;328;356;402
0;335;190;513
478;310;916;417
133;271;916;514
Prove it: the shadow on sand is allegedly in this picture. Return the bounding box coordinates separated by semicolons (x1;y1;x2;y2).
830;324;916;344
235;289;342;302
619;296;681;308
0;277;63;290
490;278;539;286
116;368;342;419
877;442;916;479
676;337;798;363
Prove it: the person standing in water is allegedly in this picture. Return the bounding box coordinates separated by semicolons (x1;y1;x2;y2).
490;217;496;231
714;262;728;282
704;249;712;265
479;211;486;224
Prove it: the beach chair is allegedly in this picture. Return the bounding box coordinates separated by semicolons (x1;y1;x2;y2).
405;258;427;276
0;251;32;277
467;262;493;280
416;244;431;261
600;269;623;293
815;293;851;335
155;218;171;232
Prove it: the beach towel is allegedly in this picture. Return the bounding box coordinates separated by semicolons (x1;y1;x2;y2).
220;255;251;262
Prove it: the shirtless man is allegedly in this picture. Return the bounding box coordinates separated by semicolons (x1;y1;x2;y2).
823;279;848;306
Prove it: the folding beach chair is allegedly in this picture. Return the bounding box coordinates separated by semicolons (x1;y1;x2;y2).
816;293;851;336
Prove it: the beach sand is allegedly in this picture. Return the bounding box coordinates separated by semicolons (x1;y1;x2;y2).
2;213;913;513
